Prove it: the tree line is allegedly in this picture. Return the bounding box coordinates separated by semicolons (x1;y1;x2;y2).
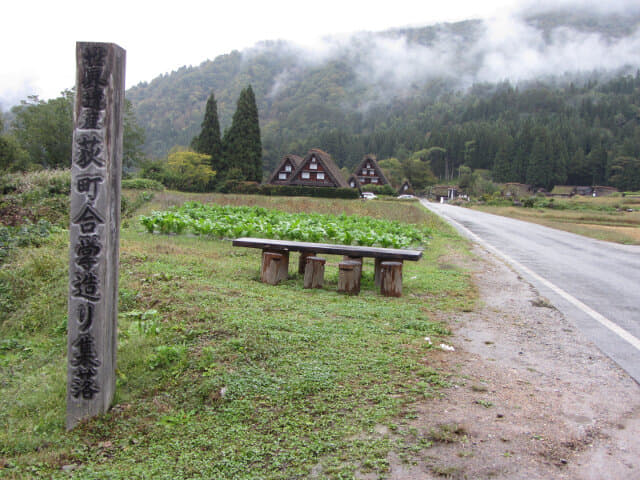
0;90;145;172
3;72;640;193
140;85;262;192
263;74;640;192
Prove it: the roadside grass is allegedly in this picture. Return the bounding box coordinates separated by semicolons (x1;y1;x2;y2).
0;193;472;479
470;196;640;245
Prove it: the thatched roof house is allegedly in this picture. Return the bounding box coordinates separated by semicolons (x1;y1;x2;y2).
503;183;533;198
347;174;361;190
266;154;303;185
287;149;349;188
352;154;390;186
550;185;576;197
398;180;414;195
593;186;618;197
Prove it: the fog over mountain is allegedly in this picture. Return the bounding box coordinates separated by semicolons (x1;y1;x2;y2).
260;6;640;98
126;4;640;161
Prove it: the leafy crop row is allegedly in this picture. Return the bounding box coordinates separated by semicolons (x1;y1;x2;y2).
140;202;430;248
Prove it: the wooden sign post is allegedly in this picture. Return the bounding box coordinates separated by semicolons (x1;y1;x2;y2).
67;42;125;430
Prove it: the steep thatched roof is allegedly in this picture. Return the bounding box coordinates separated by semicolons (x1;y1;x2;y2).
266;154;303;184
352;154;391;186
398;179;414;194
347;174;362;190
289;149;349;188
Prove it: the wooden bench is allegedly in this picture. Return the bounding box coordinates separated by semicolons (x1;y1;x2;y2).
232;237;423;295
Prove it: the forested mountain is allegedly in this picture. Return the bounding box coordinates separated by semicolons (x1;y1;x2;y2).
126;8;640;189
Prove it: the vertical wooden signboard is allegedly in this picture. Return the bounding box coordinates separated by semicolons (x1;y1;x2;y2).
67;42;125;430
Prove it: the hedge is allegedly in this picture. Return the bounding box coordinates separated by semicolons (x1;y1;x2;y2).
121;178;165;191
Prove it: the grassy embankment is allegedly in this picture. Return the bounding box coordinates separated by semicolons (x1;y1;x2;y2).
470;195;640;245
1;181;474;479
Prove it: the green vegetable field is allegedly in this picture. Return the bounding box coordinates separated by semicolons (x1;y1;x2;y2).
141;202;432;248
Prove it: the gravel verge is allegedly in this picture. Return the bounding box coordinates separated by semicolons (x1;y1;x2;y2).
380;245;640;479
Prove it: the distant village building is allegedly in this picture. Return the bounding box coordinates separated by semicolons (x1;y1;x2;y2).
575;186;593;196
503;183;533;198
398;180;414;195
593;186;618;197
266;154;303;185
347;174;362;191
430;185;458;203
281;149;349;188
549;185;576;197
545;185;619;197
352;155;390;187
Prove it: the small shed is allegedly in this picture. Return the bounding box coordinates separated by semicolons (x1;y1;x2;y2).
431;185;458;202
550;185;576;197
266;154;303;185
287;149;349;188
347;174;362;191
503;183;533;198
593;186;618;197
575;186;593;196
398;180;415;195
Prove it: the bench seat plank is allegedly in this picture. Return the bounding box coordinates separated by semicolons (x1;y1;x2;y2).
232;237;423;261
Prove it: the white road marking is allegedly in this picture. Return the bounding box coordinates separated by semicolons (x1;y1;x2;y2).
430;204;640;353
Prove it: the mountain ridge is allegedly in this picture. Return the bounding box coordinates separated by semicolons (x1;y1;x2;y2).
127;8;640;182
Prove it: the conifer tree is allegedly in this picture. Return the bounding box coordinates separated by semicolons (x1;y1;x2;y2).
526;131;553;189
492;135;514;183
222;85;262;182
191;92;223;173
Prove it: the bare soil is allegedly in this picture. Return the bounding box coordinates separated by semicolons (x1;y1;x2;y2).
380;245;640;479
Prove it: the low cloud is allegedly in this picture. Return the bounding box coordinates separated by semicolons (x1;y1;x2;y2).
260;4;640;103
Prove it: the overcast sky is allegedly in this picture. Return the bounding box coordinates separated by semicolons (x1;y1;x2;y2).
0;0;637;110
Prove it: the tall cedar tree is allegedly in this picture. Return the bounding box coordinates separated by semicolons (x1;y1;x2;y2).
222;85;262;182
191;93;223;173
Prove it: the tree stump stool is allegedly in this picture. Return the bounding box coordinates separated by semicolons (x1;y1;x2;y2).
261;251;289;285
379;261;403;297
303;256;326;289
338;260;361;295
343;255;363;278
298;251;317;275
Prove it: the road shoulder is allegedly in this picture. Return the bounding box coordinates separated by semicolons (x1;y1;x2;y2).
384;245;640;479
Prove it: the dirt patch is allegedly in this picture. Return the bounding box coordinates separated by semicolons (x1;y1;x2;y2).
383;245;640;479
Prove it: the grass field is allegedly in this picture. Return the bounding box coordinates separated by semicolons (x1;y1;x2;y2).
0;191;474;479
470;195;640;245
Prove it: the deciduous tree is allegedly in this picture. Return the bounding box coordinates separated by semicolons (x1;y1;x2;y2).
8;90;145;171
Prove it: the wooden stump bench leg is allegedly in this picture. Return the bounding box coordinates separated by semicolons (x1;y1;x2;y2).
379;261;403;297
343;255;362;279
261;250;289;285
338;260;361;295
374;258;382;287
298;251;317;275
303;256;326;289
375;258;402;287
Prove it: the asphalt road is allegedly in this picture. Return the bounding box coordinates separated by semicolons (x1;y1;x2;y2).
422;200;640;384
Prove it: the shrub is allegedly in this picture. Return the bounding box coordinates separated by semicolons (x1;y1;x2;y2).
122;178;165;191
217;180;260;194
259;184;360;199
121;191;154;218
138;152;215;192
0;220;59;264
360;184;396;196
